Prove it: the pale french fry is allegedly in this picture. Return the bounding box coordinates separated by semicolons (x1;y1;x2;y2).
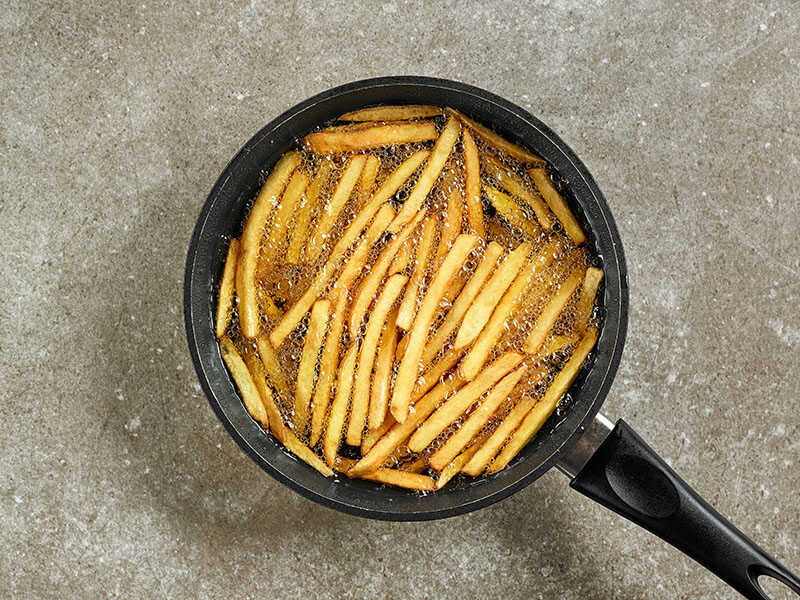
396;216;437;330
347;377;462;477
306;155;367;262
362;414;396;454
219;337;269;426
434;433;487;489
304;122;438;153
447;108;546;165
357;155;381;208
390;237;414;274
255;336;292;403
487;326;598;474
483;153;553;228
237;151;301;338
528;167;587;245
349;209;426;333
339;105;443;122
423;241;504;363
434;184;464;265
407;351;523;452
243;352;288;444
523;265;585;355
309;287;348;446
461;396;535;476
574;266;604;331
454;242;531;349
429;364;531;470
390;234;479;422
283;429;334;477
263;170;310;260
337;457;435;491
293;299;331;433
462;128;485;237
322;342;358;466
347;274;408;446
215;238;239;339
541;333;580;357
369;308;399;430
484;186;542;239
389;117;462;233
287;159;333;263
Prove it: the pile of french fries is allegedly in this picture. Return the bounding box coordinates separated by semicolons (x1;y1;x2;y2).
215;105;603;491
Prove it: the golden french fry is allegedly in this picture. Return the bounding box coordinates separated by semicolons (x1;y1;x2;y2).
306;155;367;262
369;309;399;429
293;299;330;433
338;105;443;122
487;326;598;474
399;455;428;474
454;242;531;349
337;457;435;490
369;149;430;205
396;216;437;330
347;274;408;446
484;186;542;239
347;377;462;477
407;351;523;452
423;241;504;363
349;209;427;333
287;159;333;263
461;396;535;476
358;155;381;208
215;238;239;339
390;236;414;274
541;333;580;357
524;265;585;355
219;337;269;426
283;429;334;477
416;344;465;396
434;432;488;488
390;234;479;422
447;108;546;165
242;351;288;444
237;152;301;338
429;364;530;470
263;170;310;261
482;153;553;229
304;122;438;153
389;117;461;233
434;184;465;265
362;414;396;454
322;342;358;466
574;266;604;331
309;287;348;446
255;335;291;403
462;128;485;237
528;167;587;245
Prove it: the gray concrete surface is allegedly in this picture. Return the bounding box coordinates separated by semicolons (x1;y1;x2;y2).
2;1;798;598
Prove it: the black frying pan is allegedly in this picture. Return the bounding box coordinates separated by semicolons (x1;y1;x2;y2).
184;77;799;599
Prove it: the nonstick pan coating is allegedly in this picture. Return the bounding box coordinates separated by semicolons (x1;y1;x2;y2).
183;76;628;520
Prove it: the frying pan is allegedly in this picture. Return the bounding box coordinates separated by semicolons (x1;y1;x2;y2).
184;76;799;599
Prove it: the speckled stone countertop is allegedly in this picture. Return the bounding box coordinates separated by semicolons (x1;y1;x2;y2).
2;1;798;598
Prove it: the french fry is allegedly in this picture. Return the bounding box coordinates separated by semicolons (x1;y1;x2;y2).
287;159;333;263
487;325;598;474
369;308;399;430
219;337;269;426
348;377;462;477
396;216;437;330
255;336;292;403
390;237;414;274
389;117;461;233
482;153;553;229
338;105;443;122
423;241;504;363
304;122;438;153
263;170;310;260
358;155;381;208
528;167;587;245
349;210;426;333
369;149;430;205
306;155;367;262
322;342;358;466
462;128;485;237
523;265;585;355
260;293;284;322
416;345;465;396
434;184;464;266
283;429;334;477
309;287;348;446
362;414;396;454
293;299;330;433
574;266;603;331
347;274;408;446
390;234;479;422
215;238;239;339
461;396;535;476
434;432;488;488
447;108;546;165
429;364;531;470
242;351;288;444
407;351;523;452
454;242;531;350
542;333;579;357
237;151;301;338
337;457;435;491
484;186;542;239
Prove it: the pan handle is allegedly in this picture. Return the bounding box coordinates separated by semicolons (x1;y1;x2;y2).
558;416;800;599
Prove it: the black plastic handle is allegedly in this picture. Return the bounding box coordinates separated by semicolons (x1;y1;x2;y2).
570;419;800;599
